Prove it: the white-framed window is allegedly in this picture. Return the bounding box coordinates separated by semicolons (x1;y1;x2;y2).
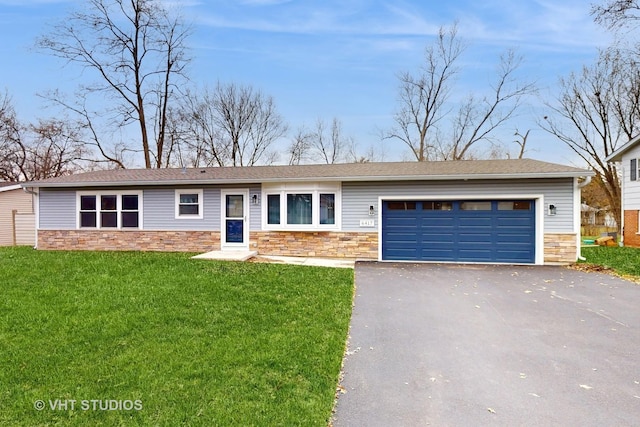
175;189;203;219
77;191;142;229
263;183;340;230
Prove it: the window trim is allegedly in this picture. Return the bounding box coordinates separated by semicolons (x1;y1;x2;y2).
175;189;204;220
76;191;143;230
262;183;341;231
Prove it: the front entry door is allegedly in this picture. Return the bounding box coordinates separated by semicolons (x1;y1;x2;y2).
221;190;249;250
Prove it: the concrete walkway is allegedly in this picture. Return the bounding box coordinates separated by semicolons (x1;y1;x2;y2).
191;250;257;261
192;250;355;268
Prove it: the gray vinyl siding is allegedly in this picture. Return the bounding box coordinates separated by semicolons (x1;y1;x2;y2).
38;189;76;229
39;185;262;232
143;188;219;230
341;178;576;233
143;184;261;231
249;187;261;230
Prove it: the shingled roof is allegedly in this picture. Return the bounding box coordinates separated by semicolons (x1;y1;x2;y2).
23;158;593;188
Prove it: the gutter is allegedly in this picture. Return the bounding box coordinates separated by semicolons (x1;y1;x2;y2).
576;175;593;261
22;186;38;249
22;171;596;189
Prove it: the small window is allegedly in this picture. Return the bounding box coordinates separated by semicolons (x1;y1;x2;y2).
100;195;117;228
498;201;531;210
423;201;453;211
287;193;312;225
387;201;417;210
267;194;281;225
320;193;335;224
460;201;492;211
80;195;97;228
175;190;203;219
121;194;139;228
633;159;638;181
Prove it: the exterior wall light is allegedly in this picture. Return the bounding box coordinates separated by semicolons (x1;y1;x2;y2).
548;204;557;216
369;205;375;216
251;194;259;205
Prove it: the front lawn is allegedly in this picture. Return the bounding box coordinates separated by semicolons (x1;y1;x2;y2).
580;245;640;278
0;247;353;426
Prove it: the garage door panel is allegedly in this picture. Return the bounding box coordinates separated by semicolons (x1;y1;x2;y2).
420;249;456;261
496;234;532;243
382;199;535;263
459;217;492;226
421;235;455;244
458;234;493;243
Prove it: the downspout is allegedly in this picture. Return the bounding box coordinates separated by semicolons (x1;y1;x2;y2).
576;176;593;261
22;186;38;249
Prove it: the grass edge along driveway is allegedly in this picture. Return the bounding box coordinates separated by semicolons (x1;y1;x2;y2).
579;246;640;280
0;247;354;426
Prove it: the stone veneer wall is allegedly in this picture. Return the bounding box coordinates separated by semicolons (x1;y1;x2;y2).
38;230;221;252
623;210;640;247
39;229;577;264
251;231;378;259
543;233;578;264
37;229;379;258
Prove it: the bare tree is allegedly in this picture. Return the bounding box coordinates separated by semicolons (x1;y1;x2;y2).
385;25;534;161
0;91;86;181
179;83;287;167
540;48;640;229
287;117;359;164
385;24;464;161
37;0;191;169
0;91;23;180
592;0;640;29
513;129;530;159
287;127;311;165
439;50;536;160
309;117;354;164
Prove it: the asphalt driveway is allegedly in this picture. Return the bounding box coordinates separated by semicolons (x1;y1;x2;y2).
333;263;640;426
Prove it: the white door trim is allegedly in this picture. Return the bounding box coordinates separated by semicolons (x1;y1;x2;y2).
221;189;250;250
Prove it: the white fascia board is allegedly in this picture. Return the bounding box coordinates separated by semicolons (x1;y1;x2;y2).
0;184;22;192
24;171;595;189
606;134;640;162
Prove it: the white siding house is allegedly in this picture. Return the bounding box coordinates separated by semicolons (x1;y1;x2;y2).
606;135;640;246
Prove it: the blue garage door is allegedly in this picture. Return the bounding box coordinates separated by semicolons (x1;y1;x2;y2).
382;200;535;263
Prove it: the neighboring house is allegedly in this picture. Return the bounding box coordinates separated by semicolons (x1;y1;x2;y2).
0;183;36;246
606;134;640;246
23;159;592;264
581;203;617;228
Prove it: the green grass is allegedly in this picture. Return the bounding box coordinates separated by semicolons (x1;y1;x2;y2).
0;247;354;426
580;245;640;278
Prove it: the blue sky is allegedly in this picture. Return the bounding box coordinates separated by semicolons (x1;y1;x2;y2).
0;0;613;166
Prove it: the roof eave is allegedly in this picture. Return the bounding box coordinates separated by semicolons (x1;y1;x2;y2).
0;184;22;192
606;134;640;162
23;171;595;188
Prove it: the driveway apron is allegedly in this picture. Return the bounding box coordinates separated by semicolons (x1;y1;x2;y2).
333;263;640;427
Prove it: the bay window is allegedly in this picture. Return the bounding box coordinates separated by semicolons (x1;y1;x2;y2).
263;183;340;230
